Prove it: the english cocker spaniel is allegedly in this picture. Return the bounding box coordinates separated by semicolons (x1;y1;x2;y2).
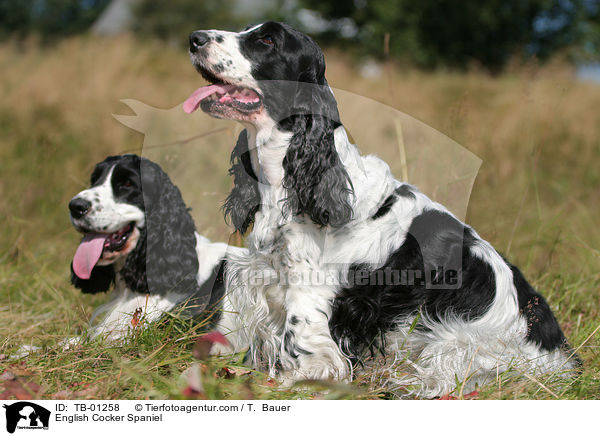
183;22;579;397
69;154;244;341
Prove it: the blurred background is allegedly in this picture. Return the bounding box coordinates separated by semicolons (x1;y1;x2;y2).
2;0;599;258
1;0;600;71
1;1;599;396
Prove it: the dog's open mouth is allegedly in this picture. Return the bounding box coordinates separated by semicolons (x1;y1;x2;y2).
72;223;135;280
183;67;261;115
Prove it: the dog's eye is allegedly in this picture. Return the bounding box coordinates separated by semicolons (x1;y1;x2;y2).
123;180;133;188
260;35;274;45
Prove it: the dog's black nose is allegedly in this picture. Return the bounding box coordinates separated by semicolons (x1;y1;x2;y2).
189;31;210;53
69;198;91;219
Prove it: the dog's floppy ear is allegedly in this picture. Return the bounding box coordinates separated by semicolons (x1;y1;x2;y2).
121;158;200;297
70;262;115;294
223;129;261;234
281;69;353;227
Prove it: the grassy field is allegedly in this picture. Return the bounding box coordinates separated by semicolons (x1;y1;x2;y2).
1;35;599;400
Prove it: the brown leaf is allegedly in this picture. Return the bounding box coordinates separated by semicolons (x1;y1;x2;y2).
8;362;34;377
0;378;42;400
229;367;251;377
216;367;236;379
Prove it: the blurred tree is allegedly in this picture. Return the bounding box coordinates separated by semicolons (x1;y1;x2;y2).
571;0;600;60
0;0;109;41
299;0;600;70
131;0;247;46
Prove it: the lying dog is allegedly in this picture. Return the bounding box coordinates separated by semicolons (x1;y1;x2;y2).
69;154;243;341
184;22;579;397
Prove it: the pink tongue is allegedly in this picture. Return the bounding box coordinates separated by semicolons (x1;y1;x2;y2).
183;84;236;113
73;234;108;280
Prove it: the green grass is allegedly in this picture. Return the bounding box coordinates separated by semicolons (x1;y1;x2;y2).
1;36;599;400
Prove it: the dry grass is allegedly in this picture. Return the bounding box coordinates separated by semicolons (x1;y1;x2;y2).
0;35;599;399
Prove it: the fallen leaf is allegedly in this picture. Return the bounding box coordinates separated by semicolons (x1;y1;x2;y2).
131;307;143;328
230;368;251;377
0;378;42;400
216;367;236;379
8;362;34;377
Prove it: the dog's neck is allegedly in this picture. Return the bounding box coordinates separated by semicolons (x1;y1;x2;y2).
243;120;292;210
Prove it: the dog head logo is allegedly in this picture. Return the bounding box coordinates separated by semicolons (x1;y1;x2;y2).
114;91;482;290
114;89;481;226
3;402;50;433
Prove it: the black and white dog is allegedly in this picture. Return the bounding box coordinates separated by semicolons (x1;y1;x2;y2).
184;22;579;397
69;154;244;341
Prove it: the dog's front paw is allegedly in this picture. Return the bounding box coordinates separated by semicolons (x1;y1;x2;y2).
278;356;351;386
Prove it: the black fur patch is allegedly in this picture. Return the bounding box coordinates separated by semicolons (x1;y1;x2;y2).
330;209;497;361
174;259;227;326
372;194;397;220
510;263;570;352
283;329;312;358
372;185;416;220
223;130;261;234
396;184;416;199
70;262;115;294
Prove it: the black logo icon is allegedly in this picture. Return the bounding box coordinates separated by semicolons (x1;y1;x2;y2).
2;402;50;434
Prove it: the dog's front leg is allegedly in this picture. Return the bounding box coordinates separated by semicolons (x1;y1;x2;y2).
278;278;350;385
211;293;251;356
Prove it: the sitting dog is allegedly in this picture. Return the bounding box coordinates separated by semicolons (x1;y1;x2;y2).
69;154;244;341
183;22;579;397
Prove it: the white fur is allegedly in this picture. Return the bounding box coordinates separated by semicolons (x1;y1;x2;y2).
72;165;145;233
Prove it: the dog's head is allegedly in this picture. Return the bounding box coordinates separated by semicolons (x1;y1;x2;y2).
184;21;339;125
69;154;199;296
69;154;144;292
186;22;352;228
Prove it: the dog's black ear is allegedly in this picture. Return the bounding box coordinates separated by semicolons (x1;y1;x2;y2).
121;158;200;297
270;42;353;228
282;113;353;227
223;130;261;234
70;262;115;294
281;76;353;227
